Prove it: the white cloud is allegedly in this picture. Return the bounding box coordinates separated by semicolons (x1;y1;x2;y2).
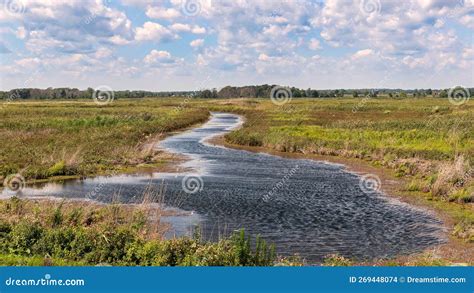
308;38;321;50
144;50;171;63
135;21;176;42
146;6;181;19
3;0;134;54
1;0;473;90
169;23;206;34
190;39;204;47
352;49;374;60
462;47;474;59
143;49;183;67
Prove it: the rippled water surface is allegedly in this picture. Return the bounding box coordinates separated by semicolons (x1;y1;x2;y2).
4;112;444;262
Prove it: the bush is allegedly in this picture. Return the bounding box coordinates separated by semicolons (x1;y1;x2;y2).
47;161;66;176
323;254;353;266
0;199;286;266
6;222;44;255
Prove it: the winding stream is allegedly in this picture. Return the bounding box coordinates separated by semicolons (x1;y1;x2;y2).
2;112;444;263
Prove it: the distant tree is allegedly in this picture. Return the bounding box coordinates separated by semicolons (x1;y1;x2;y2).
199;89;212;98
439;90;448;98
292;87;302;98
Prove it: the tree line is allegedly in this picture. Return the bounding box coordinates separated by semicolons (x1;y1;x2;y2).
1;85;472;101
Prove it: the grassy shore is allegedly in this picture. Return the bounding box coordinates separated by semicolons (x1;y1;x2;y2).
0;97;472;265
0;99;209;183
0;197;290;266
202;97;473;247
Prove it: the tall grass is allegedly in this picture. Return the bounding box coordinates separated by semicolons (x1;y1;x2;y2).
0;197;285;266
204;97;473;242
0;99;209;181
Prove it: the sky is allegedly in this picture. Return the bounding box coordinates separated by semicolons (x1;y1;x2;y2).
0;0;473;91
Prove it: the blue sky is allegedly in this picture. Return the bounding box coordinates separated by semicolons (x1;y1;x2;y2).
0;0;473;91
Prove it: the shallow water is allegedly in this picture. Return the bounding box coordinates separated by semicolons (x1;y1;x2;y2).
3;112;444;263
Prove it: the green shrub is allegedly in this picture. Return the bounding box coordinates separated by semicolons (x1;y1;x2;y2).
47;161;66;176
323;254;353;266
6;222;44;255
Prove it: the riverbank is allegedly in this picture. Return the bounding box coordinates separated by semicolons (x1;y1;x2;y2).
210;135;472;265
0;197;294;266
0;99;210;188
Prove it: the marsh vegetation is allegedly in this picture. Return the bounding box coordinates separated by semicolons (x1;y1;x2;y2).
0;96;472;265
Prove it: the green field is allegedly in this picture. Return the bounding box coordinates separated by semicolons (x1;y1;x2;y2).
0;100;209;180
0;96;473;265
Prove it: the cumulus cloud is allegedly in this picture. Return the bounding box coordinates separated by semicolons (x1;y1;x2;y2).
146;6;181;19
144;50;172;63
143;49;183;67
1;0;472;90
169;23;206;34
190;39;204;47
135;21;176;41
2;0;134;54
308;38;321;50
352;49;374;60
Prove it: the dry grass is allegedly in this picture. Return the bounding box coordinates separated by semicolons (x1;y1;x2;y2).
0;98;209;182
432;155;471;198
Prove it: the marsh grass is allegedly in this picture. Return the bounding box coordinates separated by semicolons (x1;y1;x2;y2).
209;97;473;242
1;97;472;263
0;196;285;266
0;99;209;182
